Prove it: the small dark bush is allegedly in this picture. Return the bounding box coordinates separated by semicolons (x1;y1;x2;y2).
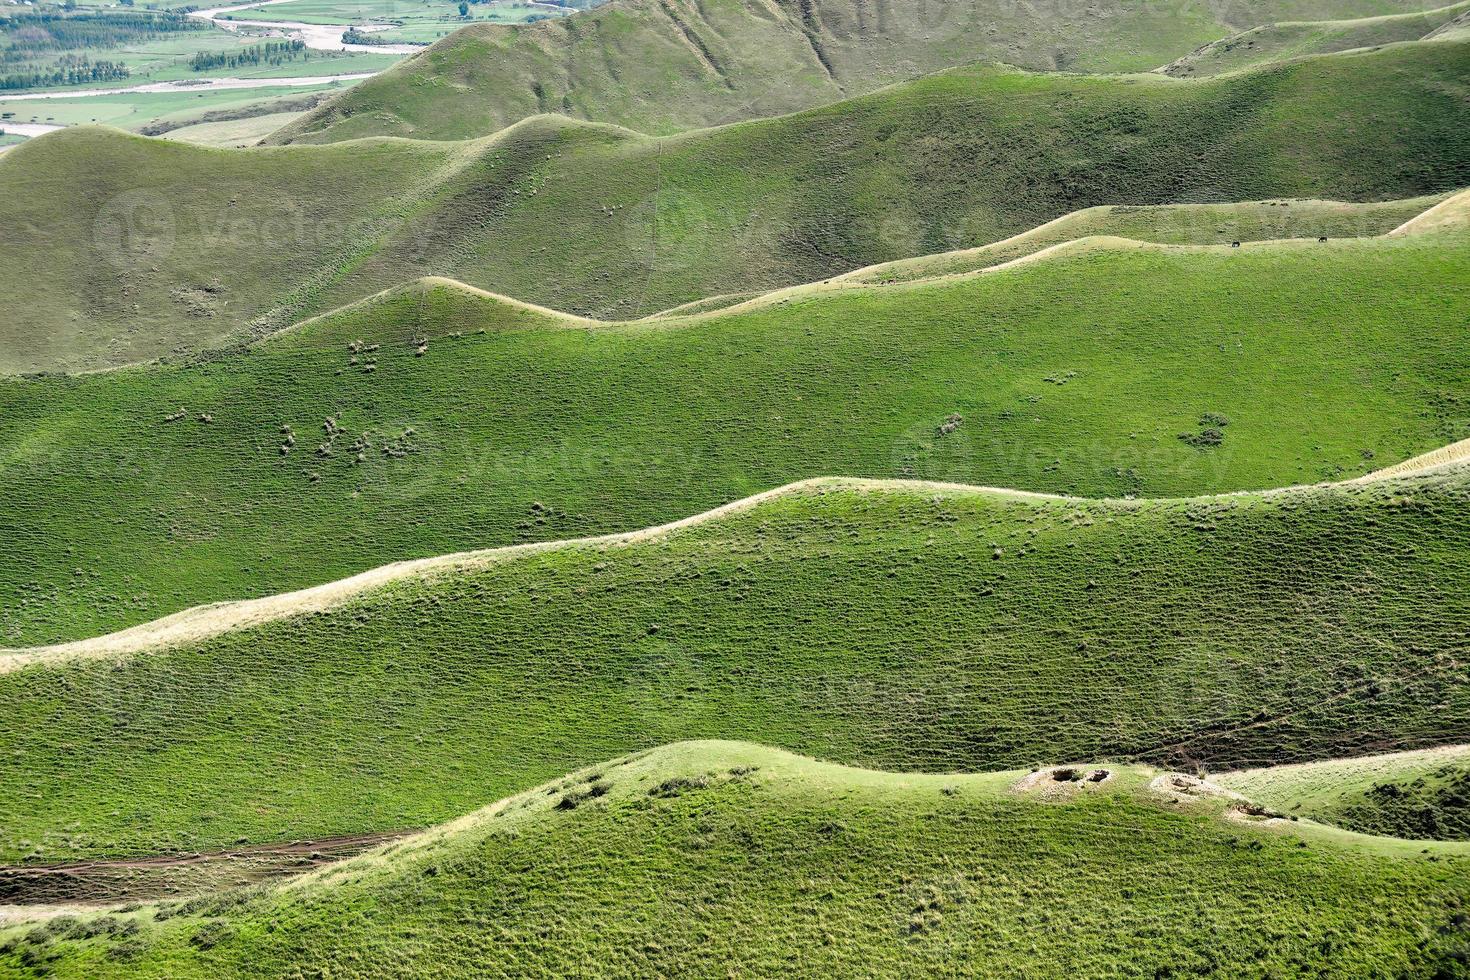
188;920;233;951
648;776;711;798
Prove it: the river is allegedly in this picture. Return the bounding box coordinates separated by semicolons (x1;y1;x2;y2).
0;73;379;102
189;0;426;54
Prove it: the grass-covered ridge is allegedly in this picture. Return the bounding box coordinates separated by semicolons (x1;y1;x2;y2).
3;41;1468;372
761;193;1453;293
2;226;1470;646
265;0;1455;143
3;742;1468;977
1219;746;1470;840
4;459;1470;861
2;229;1469;644
1160;0;1470;77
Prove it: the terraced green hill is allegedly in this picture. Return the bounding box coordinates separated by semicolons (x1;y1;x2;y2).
2;228;1469;646
4;42;1467;374
264;0;1451;143
4;456;1470;861
1160;0;1470;77
1219;746;1470;840
3;742;1468;978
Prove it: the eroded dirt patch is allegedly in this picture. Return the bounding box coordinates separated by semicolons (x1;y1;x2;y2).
0;831;409;905
1012;766;1113;800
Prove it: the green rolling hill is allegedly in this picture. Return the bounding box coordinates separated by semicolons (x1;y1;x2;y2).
695;193;1452;300
3;742;1468;978
1;223;1468;646
1218;746;1470;840
2;41;1467;374
3;454;1470;860
263;0;1456;144
1160;0;1470;77
3;0;1468;972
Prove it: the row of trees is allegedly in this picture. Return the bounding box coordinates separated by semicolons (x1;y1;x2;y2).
0;9;204;60
0;55;128;89
188;39;309;71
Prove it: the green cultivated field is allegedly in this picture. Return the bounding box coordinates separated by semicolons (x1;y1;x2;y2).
226;0;564;32
0;78;363;135
158;110;311;147
0;230;1467;645
1;22;392;89
2;743;1467;978
268;0;1452;142
3;41;1468;373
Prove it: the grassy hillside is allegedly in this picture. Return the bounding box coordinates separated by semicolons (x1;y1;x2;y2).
1220;746;1470;840
3;743;1468;977
0;129;474;375
264;0;1449;143
4;458;1470;860
1161;0;1470;77
4;42;1469;374
1;230;1469;645
790;194;1451;290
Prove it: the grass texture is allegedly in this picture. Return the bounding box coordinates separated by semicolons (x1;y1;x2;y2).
10;225;1470;639
4;458;1470;860
2;742;1468;977
0;230;1468;645
1;41;1467;372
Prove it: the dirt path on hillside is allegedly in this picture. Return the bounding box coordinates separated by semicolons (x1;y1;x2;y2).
0;830;410;905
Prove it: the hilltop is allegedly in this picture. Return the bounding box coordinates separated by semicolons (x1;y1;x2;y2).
1;223;1468;645
264;0;1455;143
3;452;1470;859
3;742;1468;977
3;41;1468;373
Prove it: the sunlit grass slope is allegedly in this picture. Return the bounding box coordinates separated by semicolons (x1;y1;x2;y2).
0;127;477;375
5;459;1470;859
4;41;1468;372
1220;746;1470;840
3;742;1468;978
3;231;1470;646
823;194;1451;288
265;0;1452;143
1160;0;1470;78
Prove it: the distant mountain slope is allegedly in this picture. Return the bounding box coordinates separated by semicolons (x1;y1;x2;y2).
264;0;1451;144
4;460;1470;861
4;743;1468;978
3;42;1468;374
1;227;1468;647
1161;0;1470;77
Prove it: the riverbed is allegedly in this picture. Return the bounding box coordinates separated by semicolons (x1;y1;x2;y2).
190;0;426;54
1;73;378;102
